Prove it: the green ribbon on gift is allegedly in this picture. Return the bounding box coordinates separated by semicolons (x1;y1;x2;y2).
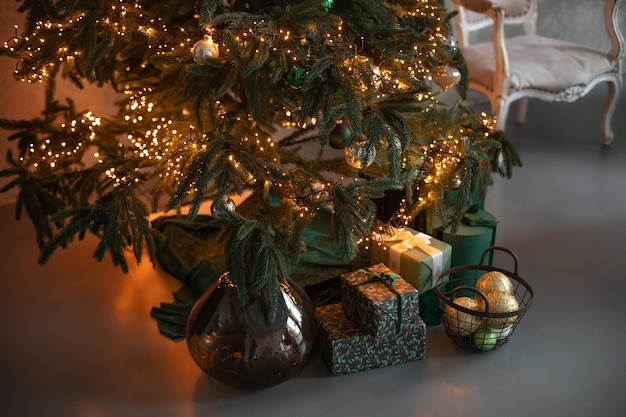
356;269;403;334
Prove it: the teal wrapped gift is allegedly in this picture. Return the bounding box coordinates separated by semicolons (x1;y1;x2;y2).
431;209;498;270
341;263;420;338
316;303;426;376
370;227;452;293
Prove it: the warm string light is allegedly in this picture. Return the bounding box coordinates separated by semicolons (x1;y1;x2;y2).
121;83;285;191
198;13;446;97
197;18;352;69
21;111;101;172
121;87;204;187
3;2;154;83
6;0;470;225
480;112;497;134
368;212;416;252
143;2;450;134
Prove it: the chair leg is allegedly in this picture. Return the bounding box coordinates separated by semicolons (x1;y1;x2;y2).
492;96;511;173
601;79;620;146
517;98;528;124
493;96;511;132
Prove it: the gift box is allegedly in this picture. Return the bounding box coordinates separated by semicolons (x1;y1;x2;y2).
341;263;420;338
417;289;443;325
370;227;452;293
431;209;498;269
419;208;497;326
316;303;426;376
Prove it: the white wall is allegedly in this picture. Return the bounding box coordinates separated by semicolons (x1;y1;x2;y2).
1;0;625;206
537;0;626;50
444;0;626;50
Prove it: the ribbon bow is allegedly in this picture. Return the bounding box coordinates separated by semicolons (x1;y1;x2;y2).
387;229;444;288
356;268;403;334
392;230;432;250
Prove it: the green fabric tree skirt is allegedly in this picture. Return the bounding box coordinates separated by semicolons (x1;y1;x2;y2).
149;206;448;339
149;209;369;339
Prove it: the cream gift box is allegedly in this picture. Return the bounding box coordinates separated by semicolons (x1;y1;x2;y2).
371;227;452;293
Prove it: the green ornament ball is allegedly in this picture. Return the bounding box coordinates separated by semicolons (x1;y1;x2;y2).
321;0;334;10
286;66;308;87
329;123;351;149
266;188;282;208
473;327;498;351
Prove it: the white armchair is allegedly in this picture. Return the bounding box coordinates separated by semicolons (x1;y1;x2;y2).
451;0;624;145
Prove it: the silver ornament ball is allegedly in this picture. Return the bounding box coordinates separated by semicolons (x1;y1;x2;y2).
210;197;235;218
192;36;219;64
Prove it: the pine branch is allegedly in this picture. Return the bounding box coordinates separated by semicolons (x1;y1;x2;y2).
166;130;266;218
213;208;291;322
198;0;222;27
17;0;59;34
330;177;403;258
1;153;67;248
318;103;349;145
492;130;523;178
1;0;520;310
243;43;270;79
38;190;163;273
86;33;114;80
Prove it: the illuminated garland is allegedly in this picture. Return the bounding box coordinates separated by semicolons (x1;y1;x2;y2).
1;0;500;236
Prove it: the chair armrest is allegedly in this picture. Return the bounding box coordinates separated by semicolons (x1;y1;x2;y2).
604;0;625;62
453;0;510;90
452;0;503;46
452;0;503;30
452;0;495;15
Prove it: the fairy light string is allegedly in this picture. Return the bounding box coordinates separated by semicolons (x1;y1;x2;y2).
1;0;494;242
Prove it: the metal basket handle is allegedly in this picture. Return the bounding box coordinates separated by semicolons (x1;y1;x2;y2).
479;246;519;275
449;285;491;315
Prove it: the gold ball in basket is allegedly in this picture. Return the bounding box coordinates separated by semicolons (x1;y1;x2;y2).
481;291;519;329
444;296;482;336
476;271;514;296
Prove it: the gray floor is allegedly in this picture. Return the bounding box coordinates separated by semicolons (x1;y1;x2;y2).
1;85;625;417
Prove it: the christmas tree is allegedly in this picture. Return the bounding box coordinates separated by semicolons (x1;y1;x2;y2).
0;0;519;305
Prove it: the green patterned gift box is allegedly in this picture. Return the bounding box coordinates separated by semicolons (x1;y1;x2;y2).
316;303;426;376
370;226;451;293
341;263;420;338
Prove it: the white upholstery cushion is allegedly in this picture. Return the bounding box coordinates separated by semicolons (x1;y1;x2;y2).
463;35;615;92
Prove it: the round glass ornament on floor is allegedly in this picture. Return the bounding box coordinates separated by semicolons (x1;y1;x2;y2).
186;272;318;389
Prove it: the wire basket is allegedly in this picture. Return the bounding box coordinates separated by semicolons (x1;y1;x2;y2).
435;246;533;351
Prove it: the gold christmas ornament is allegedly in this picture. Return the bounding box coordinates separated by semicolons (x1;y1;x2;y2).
481;291;519;329
444;296;482;336
432;65;461;91
476;271;514;296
